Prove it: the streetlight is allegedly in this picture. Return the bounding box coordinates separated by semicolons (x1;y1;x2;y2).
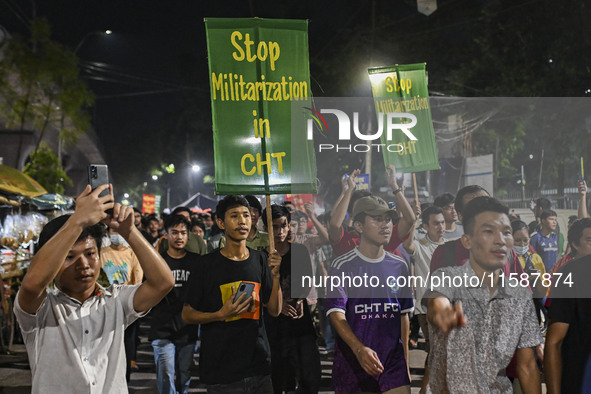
152;175;158;181
187;163;202;199
74;30;113;54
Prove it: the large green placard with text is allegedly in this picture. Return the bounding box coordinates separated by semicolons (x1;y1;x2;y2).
206;18;317;195
368;63;440;172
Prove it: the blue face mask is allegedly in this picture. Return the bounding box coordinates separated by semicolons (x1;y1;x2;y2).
512;245;529;256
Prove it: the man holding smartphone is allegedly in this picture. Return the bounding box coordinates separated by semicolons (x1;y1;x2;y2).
14;184;175;393
182;195;282;393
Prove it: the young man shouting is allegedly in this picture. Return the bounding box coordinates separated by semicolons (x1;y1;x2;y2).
182;195;282;392
326;195;414;394
14;185;174;393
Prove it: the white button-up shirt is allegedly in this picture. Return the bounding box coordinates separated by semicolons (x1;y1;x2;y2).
14;284;145;394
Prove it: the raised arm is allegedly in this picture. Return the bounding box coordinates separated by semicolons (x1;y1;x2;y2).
578;180;588;218
385;165;416;239
403;223;417;255
329;170;360;243
106;204;174;313
304;202;329;243
18;185;114;314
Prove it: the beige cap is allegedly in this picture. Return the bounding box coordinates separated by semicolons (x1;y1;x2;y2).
352;195;395;220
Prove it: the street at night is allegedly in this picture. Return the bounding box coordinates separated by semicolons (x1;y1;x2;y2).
1;1;591;393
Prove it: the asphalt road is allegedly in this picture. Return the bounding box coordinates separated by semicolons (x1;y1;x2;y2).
0;319;548;393
0;319;430;393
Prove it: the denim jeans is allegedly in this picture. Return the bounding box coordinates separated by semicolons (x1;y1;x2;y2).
206;374;274;394
152;339;195;394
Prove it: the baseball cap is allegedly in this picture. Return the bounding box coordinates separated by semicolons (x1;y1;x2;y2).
352;196;395;220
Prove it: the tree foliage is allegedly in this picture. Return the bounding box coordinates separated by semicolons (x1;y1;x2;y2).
24;142;73;194
0;18;94;167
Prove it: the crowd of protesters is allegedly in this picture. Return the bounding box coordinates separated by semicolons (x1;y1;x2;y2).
11;166;591;394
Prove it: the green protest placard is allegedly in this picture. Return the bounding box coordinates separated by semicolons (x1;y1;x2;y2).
205;18;317;195
368;63;440;172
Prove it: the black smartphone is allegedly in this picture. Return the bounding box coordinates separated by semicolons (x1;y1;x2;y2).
233;282;255;303
88;164;110;197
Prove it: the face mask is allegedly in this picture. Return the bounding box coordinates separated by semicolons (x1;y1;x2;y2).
512;245;529;256
110;234;126;246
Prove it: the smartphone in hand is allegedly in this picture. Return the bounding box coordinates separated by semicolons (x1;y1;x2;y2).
88;164;110;196
88;164;113;214
233;282;255;303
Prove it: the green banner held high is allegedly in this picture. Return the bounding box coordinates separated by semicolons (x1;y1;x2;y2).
205;18;317;195
368;63;439;172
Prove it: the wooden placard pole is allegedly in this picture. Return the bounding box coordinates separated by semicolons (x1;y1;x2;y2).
266;195;275;252
412;173;420;208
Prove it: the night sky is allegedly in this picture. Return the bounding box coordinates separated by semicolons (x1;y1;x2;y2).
0;0;424;204
4;0;585;206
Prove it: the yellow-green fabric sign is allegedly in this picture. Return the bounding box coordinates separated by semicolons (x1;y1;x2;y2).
205;18;317;195
368;63;440;172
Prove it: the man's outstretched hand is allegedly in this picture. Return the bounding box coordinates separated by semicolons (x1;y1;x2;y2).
428;299;467;336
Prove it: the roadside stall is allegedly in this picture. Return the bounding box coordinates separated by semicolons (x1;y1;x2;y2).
0;165;73;352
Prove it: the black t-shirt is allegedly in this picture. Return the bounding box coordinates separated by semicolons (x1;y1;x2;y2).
265;243;315;340
548;254;591;394
148;251;200;343
187;247;273;384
